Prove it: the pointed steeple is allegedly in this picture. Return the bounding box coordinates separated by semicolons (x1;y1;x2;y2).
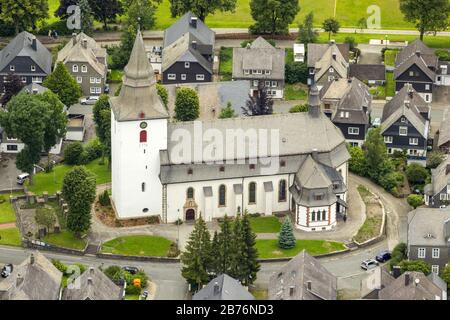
308;84;321;118
110;30;169;121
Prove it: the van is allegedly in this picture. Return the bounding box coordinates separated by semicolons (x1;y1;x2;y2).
17;173;30;185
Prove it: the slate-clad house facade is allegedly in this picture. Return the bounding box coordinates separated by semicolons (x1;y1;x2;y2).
0;31;52;95
394;39;438;103
425;157;450;208
381;84;430;165
407;207;450;275
162;12;214;84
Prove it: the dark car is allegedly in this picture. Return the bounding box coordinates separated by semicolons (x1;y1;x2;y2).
104;84;110;94
122;266;139;274
375;250;391;263
1;264;13;278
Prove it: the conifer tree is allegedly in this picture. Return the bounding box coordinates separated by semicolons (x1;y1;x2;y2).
278;216;296;249
216;215;234;275
210;231;220;275
229;214;248;281
43;62;82;107
181;215;212;290
241;212;260;285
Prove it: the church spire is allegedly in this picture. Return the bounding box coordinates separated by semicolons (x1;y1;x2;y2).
123;29;155;86
308;84;321;118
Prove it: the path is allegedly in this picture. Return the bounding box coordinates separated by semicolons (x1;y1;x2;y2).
0;222;16;229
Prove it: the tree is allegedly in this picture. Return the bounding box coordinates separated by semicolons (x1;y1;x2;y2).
55;0;78;19
89;0;123;30
407;194;424;209
240;212;260;285
289;104;308;113
35;208;56;233
92;95;111;143
363;127;391;182
0;73;24;106
43;62;82;107
285;62;308;84
218;102;236;119
64;142;85;165
344;36;357;51
99;109;112;164
62;166;96;236
349;146;367;176
181;215;212;290
426;151;445;169
278;217;296;249
322;18;340;40
174;87;200;121
216;215;234;275
298;12;318;45
242;84;273;116
110;24;137;70
389;242;408;270
0;0;49;34
442;264;450;290
169;0;237;22
123;0;160;30
398;260;431;275
229;214;247;281
406;163;429;184
210;231;220;275
78;0;94;35
249;0;300;35
399;0;450;40
156;83;169;110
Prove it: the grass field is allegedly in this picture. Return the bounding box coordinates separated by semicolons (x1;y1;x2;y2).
0;198;16;224
101;235;173;257
0;227;22;246
385;72;395;97
285;84;308;100
249;216;281;233
255;239;346;259
384;49;400;67
43;230;87;250
27;159;111;195
219;47;233;81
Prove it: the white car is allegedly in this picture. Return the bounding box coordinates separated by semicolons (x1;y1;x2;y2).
361;259;379;270
372;118;381;127
80;96;99;105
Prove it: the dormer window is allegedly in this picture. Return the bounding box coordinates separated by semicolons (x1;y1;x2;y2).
31;65;36;71
9;65;15;71
314;194;324;201
185;62;190;68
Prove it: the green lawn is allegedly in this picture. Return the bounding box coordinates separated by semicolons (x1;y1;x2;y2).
219;47;233;81
0;198;16;224
285;84;308;101
385;72;395;97
109;69;124;83
101;235;173;257
369;85;386;100
0;227;22;246
43;230;87;250
384;49;400;67
125;294;140;300
249;216;281;233
27;159;111;195
255;239;346;259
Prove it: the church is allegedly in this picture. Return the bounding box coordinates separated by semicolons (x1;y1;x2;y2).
110;31;350;232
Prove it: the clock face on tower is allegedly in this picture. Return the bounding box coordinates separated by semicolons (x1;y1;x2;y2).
140;122;148;129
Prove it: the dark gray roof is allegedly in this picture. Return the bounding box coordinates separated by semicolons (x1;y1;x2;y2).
438;106;450;148
395;39;438;71
407;207;450;246
307;43;350;68
427;156;450;196
268;250;337;300
62;266;123;300
193;274;255;300
20;83;49;94
0;31;52;75
394;53;436;81
349;64;386;81
163;12;214;48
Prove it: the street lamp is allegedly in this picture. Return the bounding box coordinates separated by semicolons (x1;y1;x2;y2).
177;209;180;250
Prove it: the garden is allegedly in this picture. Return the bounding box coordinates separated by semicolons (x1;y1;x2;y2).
255;239;346;259
353;185;384;244
0;193;22;247
100;235;178;257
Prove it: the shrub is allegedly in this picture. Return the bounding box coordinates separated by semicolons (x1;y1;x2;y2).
146;216;160;224
64;142;84;165
38;20;71;36
174;218;183;225
399;260;431;275
174;88;200;121
156;84;168;110
435;49;450;61
406;163;429;184
426;151;445;169
52;259;68;274
389;242;407;270
125;284;142;295
289;104;308;113
379;172;399;191
99;190;111;207
0;195;6;204
85;138;103;162
407;194;424;209
167;242;180;257
278;217;296;249
285;62;308;84
104;265;125;282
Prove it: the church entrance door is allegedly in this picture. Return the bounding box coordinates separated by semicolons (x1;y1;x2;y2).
185;209;195;221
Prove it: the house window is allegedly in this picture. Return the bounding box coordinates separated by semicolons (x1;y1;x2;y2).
408;149;419;156
185;62;190;68
139;130;147;143
431;265;439;275
81;65;87;73
254;70;262;75
219;166;225;172
77;76;82;83
409;71;415;77
399;126;408;136
271;81;277;87
265;70;271;75
31;65;36;71
329;67;334;73
322;210;327;221
187;187;194;200
141;182;145;192
167;74;176;80
388;148;393;154
418;248;426;258
401;117;407;123
196;74;205;81
314;194;324;201
432;248;440;259
348;127;359;135
340;111;344;118
278;180;287;202
32;77;42;83
280;160;286;167
309;69;315;75
96;77;101;84
384;136;393;144
425;84;430;90
90;87;101;94
265;81;271;87
249;164;256;170
187;168;193;175
244;70;250;75
6;145;18;151
345;112;349;118
409;138;419;145
311;211;316;221
249;182;256;204
181;74;187;81
218;185;226;207
9;65;15;71
73;65;78;72
90;77;95;83
21;77;27;83
253;80;259;87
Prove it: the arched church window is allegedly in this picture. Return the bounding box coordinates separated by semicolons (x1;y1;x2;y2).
219;185;226;206
311;211;316;221
322;210;327;221
249;182;256;204
278;180;287;202
187;187;194;200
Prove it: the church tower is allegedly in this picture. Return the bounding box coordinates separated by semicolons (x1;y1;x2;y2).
110;30;169;219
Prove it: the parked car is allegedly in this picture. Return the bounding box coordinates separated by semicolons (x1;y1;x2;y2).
16;173;30;185
104;84;110;94
372;118;381;128
1;264;13;278
375;250;392;263
141;290;149;299
361;259;379;270
80;96;99;105
122;266;139;274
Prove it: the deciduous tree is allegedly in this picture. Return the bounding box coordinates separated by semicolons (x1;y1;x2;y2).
322;17;340;40
123;0;160;30
43;62;82;107
399;260;431;275
298;12;318;45
0;0;48;34
174;87;200;121
407;194;424;209
78;0;94;35
89;0;123;30
169;0;237;22
0;74;24;106
249;0;299;35
242;84;273;116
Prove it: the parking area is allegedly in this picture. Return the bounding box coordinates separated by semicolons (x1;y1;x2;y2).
0;154;22;192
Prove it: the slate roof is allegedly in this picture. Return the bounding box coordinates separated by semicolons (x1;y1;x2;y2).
349;64;386;81
360;267;395;299
193;274;255;300
407;206;450;247
438;106;450;148
110;30;169;122
62;266;123;300
268;250;337;300
378;271;446;300
394;39;438;81
313;44;349;81
20;83;49;94
307;42;350;68
381;84;429;137
163;11;215;48
0;31;52;75
233;37;285;80
0;251;62;300
425;156;450;196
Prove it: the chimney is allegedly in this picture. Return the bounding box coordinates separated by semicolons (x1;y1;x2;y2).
415;50;421;57
16;274;24;287
89;266;95;275
289;286;295;296
87;277;93;286
190;17;198;28
307;85;321;118
332;51;337;60
31;37;37;51
30;253;34;265
405;273;410;286
347;77;353;84
191;40;197;50
404;100;410;108
414;278;420;286
306;281;312;291
82;39;88;49
32;88;38;94
213;281;220;295
329;39;336;46
392;266;401;279
72;33;77;46
311;149;318;160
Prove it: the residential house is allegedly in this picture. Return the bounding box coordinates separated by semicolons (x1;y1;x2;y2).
0;252;62;300
62;266;124;300
349;64;386;85
436;61;450;86
293;43;305;63
394;39;438;103
193;274;255;300
232;37;285;99
320;77;372;147
381;83;430;165
268;250;337;300
360;267;395;299
56;32;108;96
425;156;450;208
307;41;349;89
437;106;450;153
162;12;214;84
20;82;49;95
407;207;450;275
0;31;52;94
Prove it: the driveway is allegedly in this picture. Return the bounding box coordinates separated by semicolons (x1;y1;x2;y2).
0;154;22;192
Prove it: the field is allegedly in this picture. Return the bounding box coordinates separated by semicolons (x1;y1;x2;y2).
255;239;346;259
0;227;22;246
43;230;87;250
101;235;173;257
